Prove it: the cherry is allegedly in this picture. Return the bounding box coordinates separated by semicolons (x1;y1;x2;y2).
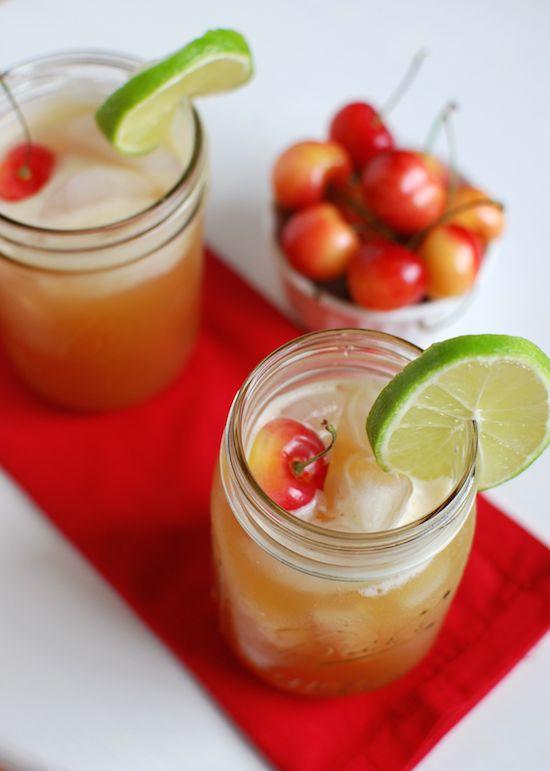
362;150;446;235
329;102;394;168
248;418;332;510
281;203;359;281
0;143;55;202
329;50;427;168
446;185;505;242
418;224;483;298
347;239;427;310
272;140;352;210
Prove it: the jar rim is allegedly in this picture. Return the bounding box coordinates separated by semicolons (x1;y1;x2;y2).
223;329;477;577
0;49;205;240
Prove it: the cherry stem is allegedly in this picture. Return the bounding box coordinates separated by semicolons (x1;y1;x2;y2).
0;74;33;176
292;420;337;477
379;48;429;119
331;187;394;240
408;198;505;250
423;101;458;154
442;103;459;207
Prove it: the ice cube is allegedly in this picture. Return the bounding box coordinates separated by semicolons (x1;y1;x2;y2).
63;113;121;163
342;379;384;452
282;381;349;429
397;557;449;608
62;112;185;195
132;100;194;189
132;147;182;193
42;160;158;226
322;382;412;531
311;599;377;658
322;453;412;532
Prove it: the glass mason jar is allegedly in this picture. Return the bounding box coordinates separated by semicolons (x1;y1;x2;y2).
211;329;477;696
0;51;207;411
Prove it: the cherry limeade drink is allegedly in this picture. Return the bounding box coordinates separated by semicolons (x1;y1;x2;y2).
0;52;207;410
212;330;477;696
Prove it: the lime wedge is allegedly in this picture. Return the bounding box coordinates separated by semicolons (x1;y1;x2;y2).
367;335;550;489
96;29;253;155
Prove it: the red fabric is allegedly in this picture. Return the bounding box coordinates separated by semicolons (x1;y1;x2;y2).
0;248;548;771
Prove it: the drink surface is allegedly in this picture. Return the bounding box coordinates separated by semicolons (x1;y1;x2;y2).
250;376;453;533
0;83;193;229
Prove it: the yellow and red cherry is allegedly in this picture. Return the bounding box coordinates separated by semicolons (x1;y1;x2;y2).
281;203;359;281
248;418;332;510
347;239;427;310
329;102;394;168
0;143;55;202
362;150;446;235
446;185;505;242
272;140;352;210
418;224;483;299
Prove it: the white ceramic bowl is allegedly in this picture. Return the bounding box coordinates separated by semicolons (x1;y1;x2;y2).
272;231;497;347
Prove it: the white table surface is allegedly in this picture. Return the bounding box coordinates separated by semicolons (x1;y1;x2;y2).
0;0;549;769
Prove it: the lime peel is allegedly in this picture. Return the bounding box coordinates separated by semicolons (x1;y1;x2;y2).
96;28;253;155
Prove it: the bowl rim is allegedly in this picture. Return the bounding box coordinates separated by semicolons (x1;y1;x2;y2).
270;227;497;324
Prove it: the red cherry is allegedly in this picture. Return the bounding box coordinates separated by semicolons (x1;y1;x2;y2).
418;224;483;298
0;143;55;202
272;140;352;209
329;102;394;168
347;239;427;310
362;150;446;235
248;418;329;510
281;203;359;281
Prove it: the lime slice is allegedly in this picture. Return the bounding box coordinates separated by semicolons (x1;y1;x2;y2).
367;335;550;490
96;29;253;155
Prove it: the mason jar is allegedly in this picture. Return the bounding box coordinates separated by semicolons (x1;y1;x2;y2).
0;51;207;411
211;329;477;696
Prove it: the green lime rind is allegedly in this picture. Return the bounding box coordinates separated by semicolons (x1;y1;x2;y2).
96;29;253;155
366;334;550;490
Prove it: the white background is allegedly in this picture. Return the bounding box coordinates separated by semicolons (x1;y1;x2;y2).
0;0;549;769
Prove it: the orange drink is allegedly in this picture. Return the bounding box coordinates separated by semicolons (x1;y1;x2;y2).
212;330;477;696
0;52;207;410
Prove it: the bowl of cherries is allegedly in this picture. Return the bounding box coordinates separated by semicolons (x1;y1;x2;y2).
271;64;505;342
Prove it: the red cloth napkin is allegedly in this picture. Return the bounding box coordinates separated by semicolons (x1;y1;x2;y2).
0;248;548;771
